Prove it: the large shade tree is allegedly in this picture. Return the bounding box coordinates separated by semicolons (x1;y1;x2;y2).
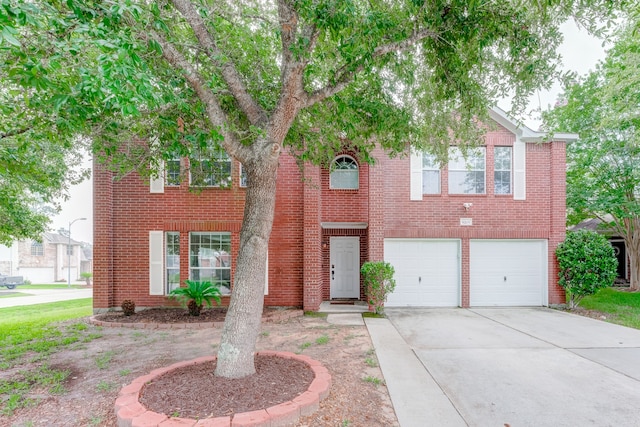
544;18;640;291
1;0;621;377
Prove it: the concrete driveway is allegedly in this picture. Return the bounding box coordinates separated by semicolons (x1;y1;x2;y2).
366;308;640;427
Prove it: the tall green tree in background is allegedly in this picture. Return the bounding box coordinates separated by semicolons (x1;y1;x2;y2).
544;18;640;291
1;0;621;378
0;1;88;244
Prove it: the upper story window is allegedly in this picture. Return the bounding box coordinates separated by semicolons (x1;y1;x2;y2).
330;155;359;189
31;241;43;256
494;146;512;194
166;158;181;186
422;153;441;194
66;245;74;256
448;147;486;194
190;147;232;187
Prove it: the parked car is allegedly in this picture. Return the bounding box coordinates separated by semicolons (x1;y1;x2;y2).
0;274;24;289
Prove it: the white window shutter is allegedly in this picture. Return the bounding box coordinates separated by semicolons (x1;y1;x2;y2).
513;139;526;200
410;150;423;200
149;231;164;295
150;161;164;193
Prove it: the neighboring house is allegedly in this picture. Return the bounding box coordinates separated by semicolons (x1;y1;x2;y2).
571;217;630;284
0;233;88;283
93;108;575;312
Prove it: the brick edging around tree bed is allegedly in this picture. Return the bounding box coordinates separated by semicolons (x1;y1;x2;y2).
115;351;331;427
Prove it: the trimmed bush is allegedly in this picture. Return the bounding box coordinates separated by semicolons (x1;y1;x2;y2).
361;261;396;315
556;230;617;309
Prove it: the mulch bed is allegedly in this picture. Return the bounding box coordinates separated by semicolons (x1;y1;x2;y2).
94;307;293;324
139;355;315;420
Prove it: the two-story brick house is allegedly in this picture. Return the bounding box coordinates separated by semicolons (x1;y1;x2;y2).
93;108;575;312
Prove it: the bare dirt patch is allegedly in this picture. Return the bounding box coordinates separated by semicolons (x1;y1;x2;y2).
4;310;399;427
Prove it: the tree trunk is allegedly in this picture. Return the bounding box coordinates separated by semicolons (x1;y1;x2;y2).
627;219;640;291
215;143;280;378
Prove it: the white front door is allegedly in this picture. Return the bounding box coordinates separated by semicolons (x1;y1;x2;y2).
330;237;360;299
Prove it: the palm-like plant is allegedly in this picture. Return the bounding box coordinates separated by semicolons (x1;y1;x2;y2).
169;280;222;316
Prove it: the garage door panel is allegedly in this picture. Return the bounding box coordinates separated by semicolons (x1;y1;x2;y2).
470;240;547;307
385;239;460;307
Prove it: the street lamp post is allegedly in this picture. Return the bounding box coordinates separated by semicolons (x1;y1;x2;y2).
68;217;87;288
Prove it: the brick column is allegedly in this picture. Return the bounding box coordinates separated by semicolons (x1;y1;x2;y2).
368;148;385;261
549;140;567;305
303;165;322;311
93;160;114;312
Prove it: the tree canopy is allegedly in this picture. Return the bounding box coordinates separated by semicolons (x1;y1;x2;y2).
544;18;640;290
1;0;624;377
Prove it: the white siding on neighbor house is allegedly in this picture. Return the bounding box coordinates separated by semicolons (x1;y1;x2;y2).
384;239;460;307
19;267;55;284
469;240;547;306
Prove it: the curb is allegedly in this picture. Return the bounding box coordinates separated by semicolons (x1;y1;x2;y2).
115;352;331;427
90;310;303;330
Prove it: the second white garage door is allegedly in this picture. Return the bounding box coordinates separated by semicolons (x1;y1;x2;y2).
470;239;547;306
384;239;460;307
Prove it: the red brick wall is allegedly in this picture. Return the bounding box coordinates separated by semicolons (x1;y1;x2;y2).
94;122;567;311
380;124;567;307
93;156;306;311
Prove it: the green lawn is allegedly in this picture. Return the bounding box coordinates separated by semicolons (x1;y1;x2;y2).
0;298;94;367
0;298;97;415
578;287;640;329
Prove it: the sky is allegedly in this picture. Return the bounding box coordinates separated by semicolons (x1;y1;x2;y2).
48;20;609;244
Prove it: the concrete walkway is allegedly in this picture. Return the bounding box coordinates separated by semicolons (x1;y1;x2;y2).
366;307;640;427
0;287;93;308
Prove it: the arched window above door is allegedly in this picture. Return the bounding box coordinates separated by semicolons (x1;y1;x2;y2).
330;155;359;189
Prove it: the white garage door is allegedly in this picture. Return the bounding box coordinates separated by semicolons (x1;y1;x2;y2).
470;240;547;306
384;239;460;307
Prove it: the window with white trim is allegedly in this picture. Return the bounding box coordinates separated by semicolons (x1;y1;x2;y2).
448;147;486;194
166;232;180;293
166;158;181;186
494;146;512;194
189;232;231;294
66;245;73;256
330;155;359;189
189;147;232;187
422;153;441;194
31;241;43;256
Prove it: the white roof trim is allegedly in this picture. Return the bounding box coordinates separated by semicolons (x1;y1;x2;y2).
489;106;578;143
321;222;368;229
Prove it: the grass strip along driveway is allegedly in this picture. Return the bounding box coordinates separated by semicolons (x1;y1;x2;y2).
579;287;640;329
0;298;97;416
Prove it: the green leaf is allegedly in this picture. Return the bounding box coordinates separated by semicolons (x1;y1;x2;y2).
1;27;21;46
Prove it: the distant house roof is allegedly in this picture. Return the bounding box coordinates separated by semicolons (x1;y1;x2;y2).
43;232;83;246
570;215;618;236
